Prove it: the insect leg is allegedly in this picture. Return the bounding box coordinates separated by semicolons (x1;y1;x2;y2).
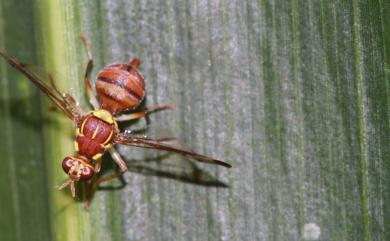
84;180;94;208
94;159;102;173
84;147;127;208
114;104;173;122
47;74;82;121
84;148;127;208
95;147;128;185
114;112;147;122
129;58;141;69
80;33;99;109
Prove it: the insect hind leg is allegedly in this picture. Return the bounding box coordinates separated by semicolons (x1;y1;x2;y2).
80;33;99;110
114;104;174;122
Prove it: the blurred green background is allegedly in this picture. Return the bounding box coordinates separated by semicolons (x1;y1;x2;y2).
0;1;389;241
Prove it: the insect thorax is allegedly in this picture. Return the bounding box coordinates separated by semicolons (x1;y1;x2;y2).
75;110;117;160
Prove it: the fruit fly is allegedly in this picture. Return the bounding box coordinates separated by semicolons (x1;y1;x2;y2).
0;34;231;201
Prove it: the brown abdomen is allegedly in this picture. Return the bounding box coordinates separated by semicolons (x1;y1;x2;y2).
95;64;145;115
76;114;115;159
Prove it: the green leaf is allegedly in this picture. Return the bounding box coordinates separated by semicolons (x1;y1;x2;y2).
0;0;389;241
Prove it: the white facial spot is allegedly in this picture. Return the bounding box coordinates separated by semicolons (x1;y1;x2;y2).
302;222;321;240
83;167;91;175
65;159;74;167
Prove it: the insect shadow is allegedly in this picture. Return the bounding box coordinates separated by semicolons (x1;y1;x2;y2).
98;97;229;188
0;93;47;128
99;152;229;189
0;92;77;140
73;151;229;205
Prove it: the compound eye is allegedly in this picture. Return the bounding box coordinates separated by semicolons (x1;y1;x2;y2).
62;157;75;173
80;166;94;180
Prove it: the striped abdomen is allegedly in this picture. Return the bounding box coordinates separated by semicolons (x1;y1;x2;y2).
95;63;145;115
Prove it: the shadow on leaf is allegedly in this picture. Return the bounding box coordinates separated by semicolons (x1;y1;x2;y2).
96;152;229;191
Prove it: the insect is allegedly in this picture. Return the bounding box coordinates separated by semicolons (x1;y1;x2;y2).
0;34;231;202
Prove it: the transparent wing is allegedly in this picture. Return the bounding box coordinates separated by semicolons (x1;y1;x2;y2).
121;123;178;142
114;133;232;168
0;51;81;122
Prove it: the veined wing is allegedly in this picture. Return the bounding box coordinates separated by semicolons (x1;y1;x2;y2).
0;51;81;122
114;133;232;168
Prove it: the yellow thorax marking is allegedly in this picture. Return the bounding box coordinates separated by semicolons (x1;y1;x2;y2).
74;141;79;152
80;117;88;134
92;153;103;161
76;127;83;137
103;130;114;145
92;109;115;124
92;125;100;139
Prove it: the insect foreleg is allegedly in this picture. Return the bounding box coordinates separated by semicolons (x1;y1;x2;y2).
83;147;128;207
92;147;128;189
